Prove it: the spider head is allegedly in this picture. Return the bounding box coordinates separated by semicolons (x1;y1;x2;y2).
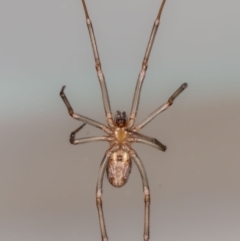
115;111;128;127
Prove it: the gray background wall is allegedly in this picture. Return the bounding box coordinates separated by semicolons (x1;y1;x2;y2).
1;0;240;240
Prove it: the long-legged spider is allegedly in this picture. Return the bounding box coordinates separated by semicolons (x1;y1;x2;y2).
60;0;187;240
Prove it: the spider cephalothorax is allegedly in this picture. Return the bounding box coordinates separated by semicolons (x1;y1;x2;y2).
60;0;187;240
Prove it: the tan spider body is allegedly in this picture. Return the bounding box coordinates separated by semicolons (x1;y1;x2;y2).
60;0;187;240
107;149;131;187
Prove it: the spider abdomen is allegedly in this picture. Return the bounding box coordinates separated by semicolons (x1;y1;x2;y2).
107;150;131;187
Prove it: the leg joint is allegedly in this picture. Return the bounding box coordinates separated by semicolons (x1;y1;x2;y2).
129;149;136;157
95;61;101;71
69;133;75;144
69;110;74;116
144;186;150;204
144;194;150;204
96;189;102;207
144;234;149;241
96;197;102;207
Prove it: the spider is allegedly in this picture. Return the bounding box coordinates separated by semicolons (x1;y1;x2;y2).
60;0;187;240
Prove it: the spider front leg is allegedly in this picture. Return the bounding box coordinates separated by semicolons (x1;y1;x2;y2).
60;86;112;135
133;83;187;132
128;0;167;129
81;0;114;128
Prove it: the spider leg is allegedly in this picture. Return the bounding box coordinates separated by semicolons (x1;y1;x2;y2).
69;123;113;144
70;136;113;145
81;0;114;128
60;86;112;135
127;131;166;151
96;153;110;241
96;145;120;241
128;0;167;129
128;149;150;241
133;83;187;132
